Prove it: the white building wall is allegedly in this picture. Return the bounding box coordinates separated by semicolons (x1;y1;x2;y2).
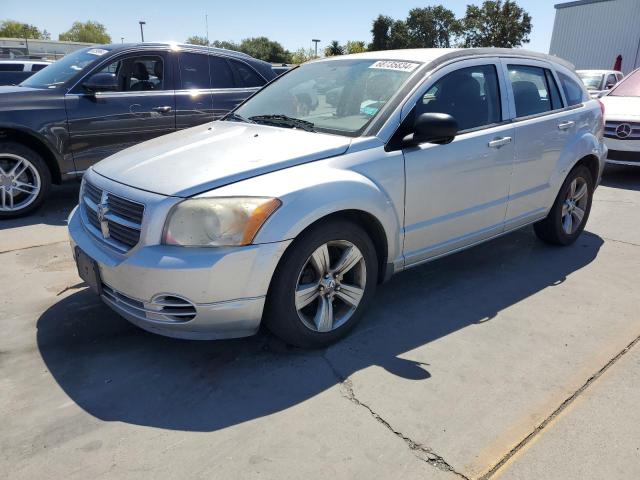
550;0;640;74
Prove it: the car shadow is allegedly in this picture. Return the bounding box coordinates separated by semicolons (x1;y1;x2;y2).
37;228;604;432
601;165;640;191
0;183;79;229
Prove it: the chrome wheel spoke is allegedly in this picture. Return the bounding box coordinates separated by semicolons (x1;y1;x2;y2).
1;188;7;209
572;206;585;224
335;283;364;308
0;154;41;212
314;296;334;332
310;244;331;275
331;245;363;277
13;181;38;194
573;183;587;202
8;158;25;176
569;179;577;198
295;282;320;310
562;212;573;234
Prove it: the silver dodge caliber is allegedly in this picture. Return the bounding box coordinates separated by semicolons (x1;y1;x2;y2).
68;48;607;347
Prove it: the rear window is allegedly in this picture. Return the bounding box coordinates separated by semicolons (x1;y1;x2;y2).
610;69;640;97
558;71;586;106
209;56;235;88
0;63;24;72
508;65;552;117
179;52;211;90
228;59;264;88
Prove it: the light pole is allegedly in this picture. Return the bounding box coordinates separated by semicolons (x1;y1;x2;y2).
121;37;124;44
312;39;320;58
139;21;146;42
23;27;30;56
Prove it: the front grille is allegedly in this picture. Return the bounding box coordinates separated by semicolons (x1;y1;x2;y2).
604;121;640;140
81;179;145;252
607;150;640;163
102;284;197;323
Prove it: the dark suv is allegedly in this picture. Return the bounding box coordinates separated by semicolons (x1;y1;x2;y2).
0;43;276;218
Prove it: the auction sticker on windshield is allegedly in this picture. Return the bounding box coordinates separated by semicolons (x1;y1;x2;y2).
87;48;108;56
369;60;420;72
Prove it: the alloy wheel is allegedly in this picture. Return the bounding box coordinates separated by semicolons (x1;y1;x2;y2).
0;154;41;212
561;176;588;235
295;240;367;332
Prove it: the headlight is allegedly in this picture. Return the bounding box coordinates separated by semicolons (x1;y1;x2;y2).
163;197;281;247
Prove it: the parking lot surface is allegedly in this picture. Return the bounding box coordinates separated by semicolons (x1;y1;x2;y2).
1;167;639;480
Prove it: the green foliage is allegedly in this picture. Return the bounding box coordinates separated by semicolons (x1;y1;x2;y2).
212;40;240;51
291;47;315;64
345;41;366;54
460;0;532;47
0;20;49;39
237;37;291;63
324;40;344;57
58;21;111;43
185;35;209;46
369;0;531;50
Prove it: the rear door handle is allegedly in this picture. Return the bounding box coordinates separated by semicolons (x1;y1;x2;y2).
152;106;172;114
558;121;575;130
488;136;512;148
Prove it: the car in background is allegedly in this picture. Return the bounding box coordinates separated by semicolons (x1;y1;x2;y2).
272;64;292;76
600;67;640;166
0;42;276;218
68;48;606;347
577;69;623;98
0;59;52;85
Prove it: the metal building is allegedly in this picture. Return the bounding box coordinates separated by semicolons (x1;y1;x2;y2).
550;0;640;74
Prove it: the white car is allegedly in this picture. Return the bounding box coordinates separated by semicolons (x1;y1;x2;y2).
68;48;606;347
577;70;623;98
600;68;640;166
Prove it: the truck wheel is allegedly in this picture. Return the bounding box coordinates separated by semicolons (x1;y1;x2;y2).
264;219;378;348
534;165;593;246
0;141;51;219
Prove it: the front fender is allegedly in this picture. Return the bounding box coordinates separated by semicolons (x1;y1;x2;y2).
208;160;404;268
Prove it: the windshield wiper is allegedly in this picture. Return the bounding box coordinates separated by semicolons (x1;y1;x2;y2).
249;114;315;132
224;112;254;124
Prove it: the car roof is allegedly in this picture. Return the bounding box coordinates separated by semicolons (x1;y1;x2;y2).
0;59;51;64
576;69;622;74
312;47;576;71
94;42;258;61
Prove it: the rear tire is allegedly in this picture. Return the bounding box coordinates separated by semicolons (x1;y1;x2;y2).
264;219;378;348
534;165;593;246
0;141;51;219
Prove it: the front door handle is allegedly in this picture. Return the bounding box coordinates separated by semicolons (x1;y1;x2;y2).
152;106;172;114
558;121;575;130
488;136;512;148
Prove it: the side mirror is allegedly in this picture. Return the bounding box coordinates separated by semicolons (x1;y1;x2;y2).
82;72;118;93
406;112;458;146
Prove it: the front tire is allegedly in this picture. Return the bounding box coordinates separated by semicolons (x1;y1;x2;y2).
534;165;593;246
0;142;51;219
264;219;378;348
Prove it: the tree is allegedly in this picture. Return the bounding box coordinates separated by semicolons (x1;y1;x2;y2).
369;15;394;51
291;47;314;64
186;35;209;46
58;21;111;43
406;6;461;48
0;20;49;39
237;37;291;63
345;41;366;54
460;0;532;48
389;20;411;49
324;40;344;57
212;40;240;51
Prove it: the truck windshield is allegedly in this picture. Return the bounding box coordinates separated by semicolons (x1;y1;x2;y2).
20;47;109;88
609;69;640;97
233;58;421;136
577;72;603;90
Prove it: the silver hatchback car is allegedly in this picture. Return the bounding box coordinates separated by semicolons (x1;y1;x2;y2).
68;48;607;347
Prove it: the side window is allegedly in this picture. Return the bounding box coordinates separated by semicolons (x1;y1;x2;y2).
545;70;563;110
96;55;164;91
605;74;617;88
557;71;585;106
209;56;235;88
508;65;551;117
228;59;265;88
178;53;211;90
418;64;501;131
31;64;48;72
0;63;24;71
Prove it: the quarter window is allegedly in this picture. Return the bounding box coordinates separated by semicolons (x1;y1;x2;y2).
508;65;553;117
557;71;585;106
418;64;501;131
228;59;264;88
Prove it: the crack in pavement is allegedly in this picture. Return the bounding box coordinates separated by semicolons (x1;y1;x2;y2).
601;236;640;248
322;354;470;480
0;240;68;256
481;332;640;479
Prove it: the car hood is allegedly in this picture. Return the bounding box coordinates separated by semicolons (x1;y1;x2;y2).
601;95;640;120
93;121;351;197
0;85;62;112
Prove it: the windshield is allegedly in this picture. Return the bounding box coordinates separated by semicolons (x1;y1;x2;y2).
233;59;421;136
20;47;109;88
609;69;640;97
577;73;603;90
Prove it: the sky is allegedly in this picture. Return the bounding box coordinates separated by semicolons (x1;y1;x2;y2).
3;0;560;54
